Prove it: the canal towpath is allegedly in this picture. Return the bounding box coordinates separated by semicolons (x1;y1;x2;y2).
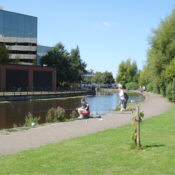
0;92;172;155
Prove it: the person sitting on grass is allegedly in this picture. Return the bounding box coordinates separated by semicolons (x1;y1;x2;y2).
77;98;89;119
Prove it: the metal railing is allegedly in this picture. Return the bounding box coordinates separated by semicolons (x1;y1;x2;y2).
0;86;94;97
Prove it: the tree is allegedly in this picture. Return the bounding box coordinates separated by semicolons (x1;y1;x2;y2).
103;71;114;84
164;58;175;83
92;71;114;84
92;72;104;84
40;43;86;87
68;46;86;83
116;59;138;87
139;8;175;96
40;42;70;86
0;45;10;63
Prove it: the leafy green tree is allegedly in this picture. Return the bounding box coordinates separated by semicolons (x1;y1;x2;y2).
164;58;175;83
92;71;114;84
68;46;86;83
92;72;104;84
40;42;70;86
139;8;175;97
103;71;114;84
0;45;10;63
40;43;86;87
116;59;138;87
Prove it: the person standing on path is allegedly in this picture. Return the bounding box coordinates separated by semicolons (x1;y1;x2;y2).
118;87;125;111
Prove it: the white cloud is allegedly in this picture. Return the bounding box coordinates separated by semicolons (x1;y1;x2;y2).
103;21;110;28
95;21;111;30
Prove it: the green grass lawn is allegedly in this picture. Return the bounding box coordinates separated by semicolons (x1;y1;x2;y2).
0;105;175;175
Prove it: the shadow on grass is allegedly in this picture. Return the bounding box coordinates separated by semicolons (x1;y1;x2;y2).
143;144;165;149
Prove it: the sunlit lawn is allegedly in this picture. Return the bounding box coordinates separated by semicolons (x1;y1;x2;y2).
0;105;175;175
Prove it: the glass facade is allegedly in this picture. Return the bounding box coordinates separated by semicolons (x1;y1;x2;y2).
0;9;37;64
37;45;52;65
0;10;37;38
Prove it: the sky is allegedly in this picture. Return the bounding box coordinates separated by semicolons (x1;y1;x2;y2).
0;0;175;77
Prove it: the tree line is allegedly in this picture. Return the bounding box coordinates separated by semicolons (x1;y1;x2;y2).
116;8;175;101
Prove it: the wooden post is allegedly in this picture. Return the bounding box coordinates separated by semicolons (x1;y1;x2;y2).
136;106;141;148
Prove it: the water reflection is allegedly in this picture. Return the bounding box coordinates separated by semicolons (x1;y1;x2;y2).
0;92;141;129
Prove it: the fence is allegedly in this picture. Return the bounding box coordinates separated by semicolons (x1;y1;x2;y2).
0;86;95;97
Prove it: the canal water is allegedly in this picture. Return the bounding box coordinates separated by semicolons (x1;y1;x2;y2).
0;92;142;129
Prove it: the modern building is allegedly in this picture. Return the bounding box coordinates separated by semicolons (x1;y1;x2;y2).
37;45;52;65
0;9;37;65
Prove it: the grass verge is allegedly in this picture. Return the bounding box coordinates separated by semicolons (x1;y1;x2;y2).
0;105;175;175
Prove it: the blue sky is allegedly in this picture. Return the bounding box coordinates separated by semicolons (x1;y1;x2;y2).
0;0;175;76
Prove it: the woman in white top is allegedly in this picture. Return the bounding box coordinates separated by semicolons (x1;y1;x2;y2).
118;88;125;111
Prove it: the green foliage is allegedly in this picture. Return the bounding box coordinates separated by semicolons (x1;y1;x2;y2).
46;106;66;122
164;58;175;83
54;106;66;122
166;82;175;102
69;110;79;119
139;9;175;99
152;83;160;94
139;66;150;86
0;45;10;63
92;71;114;84
160;87;166;96
24;112;40;127
40;43;86;87
146;83;153;92
125;82;139;90
46;107;56;122
116;59;139;87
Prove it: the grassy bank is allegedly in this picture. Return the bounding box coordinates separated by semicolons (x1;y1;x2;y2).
0;105;175;175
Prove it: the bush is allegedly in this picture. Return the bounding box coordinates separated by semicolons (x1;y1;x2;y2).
160;87;166;96
146;83;153;92
46;106;66;122
46;108;55;122
69;110;79;119
54;106;66;122
166;82;175;102
125;82;139;90
152;84;159;94
24;112;40;127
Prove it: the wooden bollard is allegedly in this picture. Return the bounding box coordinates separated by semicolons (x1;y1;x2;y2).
136;106;141;148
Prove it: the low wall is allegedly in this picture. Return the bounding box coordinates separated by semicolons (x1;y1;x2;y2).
0;90;96;101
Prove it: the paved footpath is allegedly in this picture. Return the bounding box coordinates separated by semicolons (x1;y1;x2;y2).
0;92;172;155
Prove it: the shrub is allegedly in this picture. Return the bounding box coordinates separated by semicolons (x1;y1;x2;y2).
46;106;66;122
54;106;66;122
166;82;175;102
69;110;79;119
46;108;55;122
160;87;166;96
152;84;159;94
146;83;153;92
24;112;40;127
125;82;139;90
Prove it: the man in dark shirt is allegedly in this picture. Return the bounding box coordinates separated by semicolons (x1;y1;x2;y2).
77;98;89;118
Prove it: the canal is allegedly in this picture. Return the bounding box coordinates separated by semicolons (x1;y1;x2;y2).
0;92;142;129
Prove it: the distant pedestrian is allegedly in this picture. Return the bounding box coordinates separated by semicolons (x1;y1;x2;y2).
118;87;125;111
142;86;146;91
139;86;143;93
123;92;129;109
